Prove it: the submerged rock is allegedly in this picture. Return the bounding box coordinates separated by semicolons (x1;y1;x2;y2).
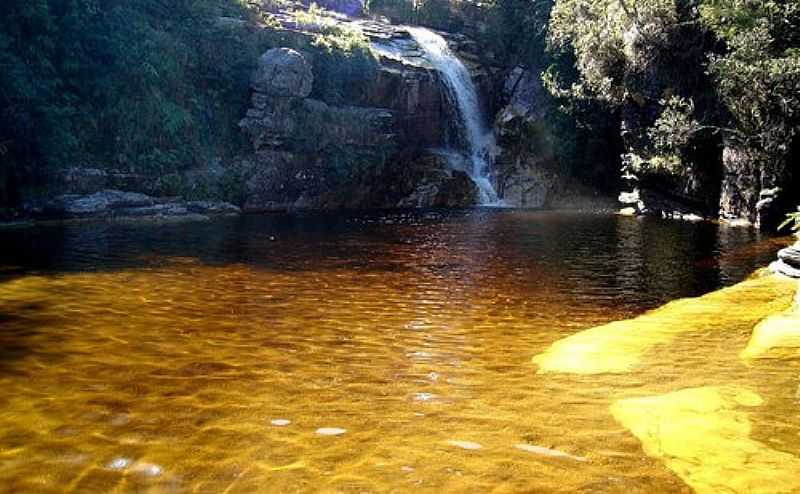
741;308;800;360
611;386;800;494
514;444;587;462
532;272;796;374
446;440;482;450
741;282;800;359
315;427;347;436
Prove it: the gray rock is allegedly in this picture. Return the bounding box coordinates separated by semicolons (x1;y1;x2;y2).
396;154;479;208
500;66;547;125
251;48;313;98
778;243;800;269
48;190;155;217
42;190;240;221
771;256;800;279
185;201;241;215
499;160;557;208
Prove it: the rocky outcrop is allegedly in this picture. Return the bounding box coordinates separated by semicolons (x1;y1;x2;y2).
492;66;560;208
239;48;399;210
33;190;239;221
237;22;492;211
300;0;366;17
59;167;157;196
718;138;796;229
251;48;313;98
395;153;479;208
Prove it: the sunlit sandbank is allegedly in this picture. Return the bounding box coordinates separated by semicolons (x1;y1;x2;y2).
532;272;797;374
611;386;800;494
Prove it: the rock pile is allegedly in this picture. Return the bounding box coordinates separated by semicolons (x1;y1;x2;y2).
772;240;800;278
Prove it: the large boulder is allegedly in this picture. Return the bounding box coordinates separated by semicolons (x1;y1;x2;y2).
772;228;800;278
251;48;313;98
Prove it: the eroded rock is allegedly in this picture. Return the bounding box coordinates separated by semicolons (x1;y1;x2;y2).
251;48;313;98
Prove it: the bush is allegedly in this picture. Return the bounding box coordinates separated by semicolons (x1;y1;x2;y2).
0;0;273;206
307;19;378;104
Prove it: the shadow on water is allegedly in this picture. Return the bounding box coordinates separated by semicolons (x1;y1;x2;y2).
0;301;68;378
0;209;788;311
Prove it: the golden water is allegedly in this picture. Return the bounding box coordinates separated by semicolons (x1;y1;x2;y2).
0;211;797;493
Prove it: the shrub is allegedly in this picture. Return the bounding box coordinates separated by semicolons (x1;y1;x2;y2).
0;0;273;206
307;19;378;104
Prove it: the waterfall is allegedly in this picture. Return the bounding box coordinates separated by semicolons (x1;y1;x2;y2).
407;27;500;205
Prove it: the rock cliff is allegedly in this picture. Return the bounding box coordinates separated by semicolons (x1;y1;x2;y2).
236;12;498;211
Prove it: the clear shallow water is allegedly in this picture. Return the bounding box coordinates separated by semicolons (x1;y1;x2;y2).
0;209;796;492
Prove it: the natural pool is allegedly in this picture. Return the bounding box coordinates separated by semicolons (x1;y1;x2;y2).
0;210;797;493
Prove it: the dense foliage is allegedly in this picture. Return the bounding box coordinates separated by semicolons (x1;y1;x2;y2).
544;0;800;181
0;0;272;207
295;5;379;104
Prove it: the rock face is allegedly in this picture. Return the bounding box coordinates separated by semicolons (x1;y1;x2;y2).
395;153;479;208
719;139;796;229
304;0;365;17
492;66;560;208
239;47;399;210
237;21;489;211
59;167;156;196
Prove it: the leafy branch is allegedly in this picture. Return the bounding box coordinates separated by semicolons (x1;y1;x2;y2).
779;209;800;233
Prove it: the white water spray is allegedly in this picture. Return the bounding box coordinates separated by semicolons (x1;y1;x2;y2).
407;27;500;205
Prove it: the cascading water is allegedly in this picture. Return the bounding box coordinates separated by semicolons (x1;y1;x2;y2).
407;27;500;205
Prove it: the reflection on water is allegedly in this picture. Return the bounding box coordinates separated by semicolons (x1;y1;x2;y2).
0;210;796;492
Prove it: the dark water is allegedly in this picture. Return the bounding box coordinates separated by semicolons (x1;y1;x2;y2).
0;209;783;309
0;209;793;493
